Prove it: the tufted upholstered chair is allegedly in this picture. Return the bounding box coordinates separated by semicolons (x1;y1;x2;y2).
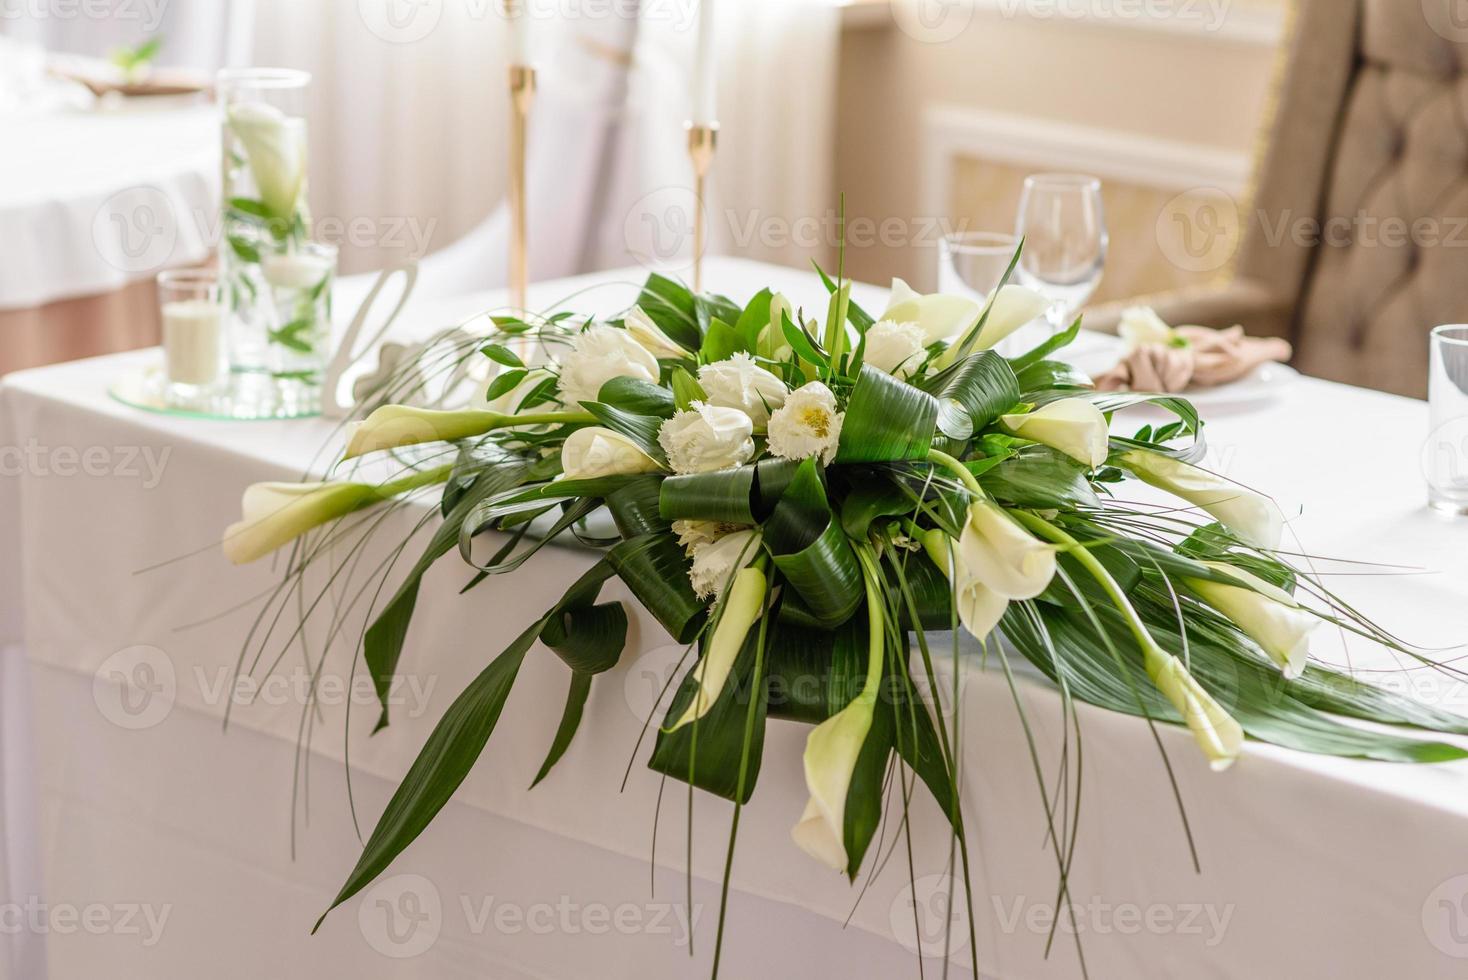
1087;0;1468;397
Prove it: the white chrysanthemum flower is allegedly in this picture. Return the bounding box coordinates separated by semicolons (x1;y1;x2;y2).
767;381;844;465
688;530;762;599
698;352;788;426
862;319;926;379
556;324;660;406
657;402;755;474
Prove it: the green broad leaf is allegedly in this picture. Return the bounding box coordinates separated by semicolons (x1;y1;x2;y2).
979;446;1099;509
227;197;272;220
660;466;757;525
839;473;916;540
596;377;676;419
480;344;524;369
607;533;706;644
636;273;701;352
228;234;261;264
781;309;829;369
484;369;528;402
649;626;768;804
889;552;954;631
920;351;1021;435
935;401;974;441
314;616;541;932
537;560;625;672
516;373;561;411
700;318;746;363
695;292;743;337
1008;315;1081;371
734;288;773;352
751;457;802;520
581;402;669;466
763;622;843;723
843;684;893;879
836;365;940;464
670;367;707;412
604;475;671;537
812;261;875;331
763;459;864;628
363;458;536;731
1015;358;1092;392
530;671;593;788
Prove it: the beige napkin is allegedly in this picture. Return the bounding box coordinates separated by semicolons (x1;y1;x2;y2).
1095;323;1293;393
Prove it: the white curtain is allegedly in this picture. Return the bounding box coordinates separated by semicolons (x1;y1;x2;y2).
251;0;839;286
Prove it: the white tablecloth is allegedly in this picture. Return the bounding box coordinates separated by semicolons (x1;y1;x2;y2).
0;100;217;311
4;258;1468;979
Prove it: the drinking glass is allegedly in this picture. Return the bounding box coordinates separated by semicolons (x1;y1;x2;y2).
157;268;223;408
1015;174;1107;333
938;231;1022;302
1427;325;1468;515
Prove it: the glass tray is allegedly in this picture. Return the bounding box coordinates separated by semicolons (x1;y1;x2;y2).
108;365;322;421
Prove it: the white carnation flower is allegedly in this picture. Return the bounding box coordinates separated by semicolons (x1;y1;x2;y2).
767;381;844;465
862;320;926;379
698;352;788;426
672;519;745;555
657;402;755;474
688;529;762;599
556;324;660;406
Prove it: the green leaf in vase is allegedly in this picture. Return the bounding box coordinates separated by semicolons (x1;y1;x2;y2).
228;234;261;264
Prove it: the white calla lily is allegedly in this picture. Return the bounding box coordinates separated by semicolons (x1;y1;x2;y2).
880;278;982;345
623;305;689;359
1120;449;1284;549
930;285;1050;371
1001;398;1110;468
344;406;497;459
222;465;449;565
922;530;1008;640
227;101;308;223
958;500;1057;600
1118;306;1176;351
1188;562;1318;678
1145;648;1244;770
560;427;662;480
792;549;887;873
668;564;767;731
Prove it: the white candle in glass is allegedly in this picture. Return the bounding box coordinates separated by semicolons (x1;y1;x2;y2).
691;0;717;125
504;0;531;66
162;299;223;386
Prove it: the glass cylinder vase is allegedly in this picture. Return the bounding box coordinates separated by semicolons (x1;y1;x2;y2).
216;67;327;416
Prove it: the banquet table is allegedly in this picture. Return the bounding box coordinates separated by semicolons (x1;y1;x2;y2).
0;96;217;373
3;257;1468;980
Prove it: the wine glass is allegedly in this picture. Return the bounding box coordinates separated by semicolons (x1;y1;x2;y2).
1015;174;1108;334
937;231;1021;303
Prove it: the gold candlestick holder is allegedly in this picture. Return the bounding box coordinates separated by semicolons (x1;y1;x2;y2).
508;64;536;313
686;122;718;294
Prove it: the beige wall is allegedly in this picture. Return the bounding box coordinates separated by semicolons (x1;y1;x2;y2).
833;3;1287;298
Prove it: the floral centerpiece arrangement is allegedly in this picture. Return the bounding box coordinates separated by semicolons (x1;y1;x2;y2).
224;252;1468;974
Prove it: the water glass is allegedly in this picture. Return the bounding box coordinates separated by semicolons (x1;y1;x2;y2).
1015;173;1108;332
157;268;223;407
938;231;1022;302
1427;325;1468;515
